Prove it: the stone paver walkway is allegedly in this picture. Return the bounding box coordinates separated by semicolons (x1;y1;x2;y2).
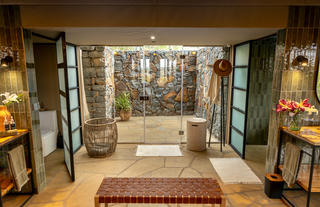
22;144;287;207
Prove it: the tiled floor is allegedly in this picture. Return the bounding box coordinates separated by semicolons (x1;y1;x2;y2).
117;115;219;143
21;144;289;207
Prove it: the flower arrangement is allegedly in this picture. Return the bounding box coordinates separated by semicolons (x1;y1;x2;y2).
276;98;318;130
0;92;23;106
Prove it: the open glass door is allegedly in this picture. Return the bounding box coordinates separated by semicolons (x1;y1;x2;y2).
56;33;82;181
229;42;251;158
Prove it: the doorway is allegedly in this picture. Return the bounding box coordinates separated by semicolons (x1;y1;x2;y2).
111;46;198;144
32;32;82;182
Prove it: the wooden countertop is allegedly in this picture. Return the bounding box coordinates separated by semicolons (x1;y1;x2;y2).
281;126;320;146
0;129;29;147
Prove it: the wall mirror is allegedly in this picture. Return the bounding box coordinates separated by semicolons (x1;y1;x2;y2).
316;48;320;103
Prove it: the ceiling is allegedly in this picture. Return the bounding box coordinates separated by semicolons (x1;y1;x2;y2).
31;27;278;46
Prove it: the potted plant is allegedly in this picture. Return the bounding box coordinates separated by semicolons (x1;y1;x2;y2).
115;92;132;121
276;98;318;131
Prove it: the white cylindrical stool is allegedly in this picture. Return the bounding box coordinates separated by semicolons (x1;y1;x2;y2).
187;118;207;151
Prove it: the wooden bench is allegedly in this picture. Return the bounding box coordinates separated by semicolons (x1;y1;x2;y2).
95;177;226;207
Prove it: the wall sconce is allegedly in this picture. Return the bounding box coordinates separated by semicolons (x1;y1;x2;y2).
0;56;13;68
292;55;308;67
191;51;197;55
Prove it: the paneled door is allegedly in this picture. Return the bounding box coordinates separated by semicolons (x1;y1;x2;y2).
229;42;251;158
56;33;82;181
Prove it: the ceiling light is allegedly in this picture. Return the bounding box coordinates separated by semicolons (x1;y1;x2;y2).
150;35;156;40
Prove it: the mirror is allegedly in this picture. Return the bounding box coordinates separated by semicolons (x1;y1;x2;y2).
317;49;320;103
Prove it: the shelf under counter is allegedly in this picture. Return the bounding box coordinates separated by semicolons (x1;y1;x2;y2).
0;168;32;197
279;165;320;193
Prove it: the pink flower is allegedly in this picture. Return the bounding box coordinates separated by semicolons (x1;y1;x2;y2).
302;99;311;107
279;99;286;105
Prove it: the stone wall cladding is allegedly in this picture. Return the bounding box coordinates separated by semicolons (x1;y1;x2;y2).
81;46;114;118
114;50;197;116
195;47;229;139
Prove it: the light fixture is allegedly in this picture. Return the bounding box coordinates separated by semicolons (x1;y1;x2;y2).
191;51;197;55
114;51;118;55
150;35;156;40
0;56;13;68
292;55;308;67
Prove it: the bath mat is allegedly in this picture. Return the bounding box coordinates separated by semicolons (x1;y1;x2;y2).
209;158;262;184
136;145;183;156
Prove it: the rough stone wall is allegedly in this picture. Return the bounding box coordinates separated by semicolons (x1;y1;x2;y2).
81;46;114;118
195;47;229;139
114;50;197;116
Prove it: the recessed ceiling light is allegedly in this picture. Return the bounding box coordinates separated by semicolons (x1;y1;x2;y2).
150;35;156;40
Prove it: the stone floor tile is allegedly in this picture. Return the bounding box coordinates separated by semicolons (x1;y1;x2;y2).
118;157;164;177
179;168;202;177
65;173;105;207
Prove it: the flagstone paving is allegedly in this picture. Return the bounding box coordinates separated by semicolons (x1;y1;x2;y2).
20;144;291;207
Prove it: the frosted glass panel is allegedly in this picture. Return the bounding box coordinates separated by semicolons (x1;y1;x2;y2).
69;89;79;110
234;68;248;89
232;89;247;111
235;43;250;66
58;68;65;92
231;109;245;132
56;37;64;64
71;109;80;131
231;129;244;154
62;120;69;148
60;95;68;121
72;129;81;153
63;144;71;174
68;68;78;88
67;45;76;67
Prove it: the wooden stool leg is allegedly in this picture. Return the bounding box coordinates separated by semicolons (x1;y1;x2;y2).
94;195;100;207
104;204;108;207
221;196;226;207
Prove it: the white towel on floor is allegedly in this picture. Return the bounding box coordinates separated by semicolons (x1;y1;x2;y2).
7;145;29;191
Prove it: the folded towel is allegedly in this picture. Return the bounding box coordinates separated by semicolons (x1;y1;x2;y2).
207;71;221;105
7;145;29;191
282;142;301;188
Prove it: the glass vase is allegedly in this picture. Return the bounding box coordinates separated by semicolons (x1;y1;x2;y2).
289;113;302;131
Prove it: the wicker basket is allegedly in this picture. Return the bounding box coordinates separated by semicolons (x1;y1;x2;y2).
84;117;118;157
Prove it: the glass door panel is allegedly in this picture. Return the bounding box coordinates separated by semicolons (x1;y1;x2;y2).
56;33;82;181
56;33;74;181
115;47;144;143
143;46;182;144
230;42;250;158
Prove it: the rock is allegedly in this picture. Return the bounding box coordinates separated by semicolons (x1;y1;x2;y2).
163;91;177;102
92;85;106;91
92;58;106;67
116;81;128;92
175;88;188;103
89;50;105;58
95;46;105;51
166;103;175;109
80;46;95;51
95;78;106;85
82;58;91;67
131;89;139;100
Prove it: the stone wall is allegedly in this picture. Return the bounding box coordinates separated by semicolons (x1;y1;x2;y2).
195;47;229;139
81;46;114;118
114;50;197;116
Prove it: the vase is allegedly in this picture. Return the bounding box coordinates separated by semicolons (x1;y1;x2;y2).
289;113;302;131
119;109;131;121
0;105;11;132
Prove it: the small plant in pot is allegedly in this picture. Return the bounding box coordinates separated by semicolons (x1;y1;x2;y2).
116;92;132;121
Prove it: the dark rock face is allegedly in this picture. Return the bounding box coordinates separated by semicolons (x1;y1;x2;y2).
114;50;197;116
194;47;230;139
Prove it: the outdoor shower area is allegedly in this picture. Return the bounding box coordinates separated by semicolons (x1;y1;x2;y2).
81;46;229;144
